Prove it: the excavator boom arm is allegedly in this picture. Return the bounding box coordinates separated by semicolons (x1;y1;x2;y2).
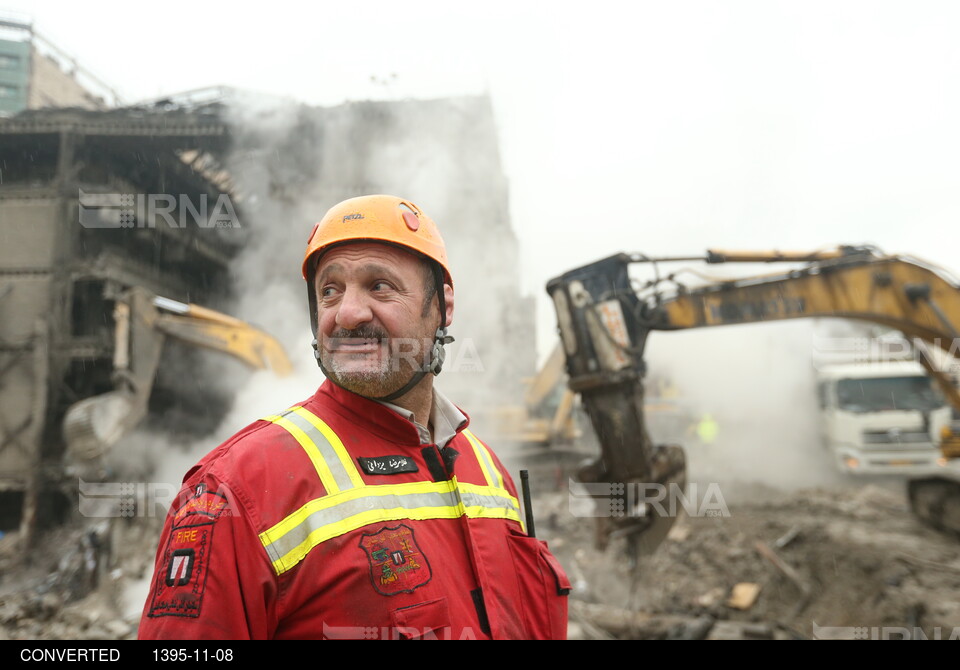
63;288;292;460
654;255;960;407
547;245;960;552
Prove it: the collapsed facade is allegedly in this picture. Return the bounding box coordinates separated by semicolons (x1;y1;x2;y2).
0;103;246;542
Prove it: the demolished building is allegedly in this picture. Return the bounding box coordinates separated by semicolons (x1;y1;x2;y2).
0;102;249;543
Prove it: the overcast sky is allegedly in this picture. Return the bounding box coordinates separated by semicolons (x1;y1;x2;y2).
10;1;960;359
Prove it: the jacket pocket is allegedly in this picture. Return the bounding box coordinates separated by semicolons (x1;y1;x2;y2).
506;530;571;639
391;598;451;640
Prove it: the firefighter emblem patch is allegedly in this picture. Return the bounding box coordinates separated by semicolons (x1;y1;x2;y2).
148;487;228;618
148;520;214;617
359;524;432;596
165;548;195;586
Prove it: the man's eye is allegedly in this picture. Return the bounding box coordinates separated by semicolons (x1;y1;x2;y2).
321;286;338;298
372;281;390;291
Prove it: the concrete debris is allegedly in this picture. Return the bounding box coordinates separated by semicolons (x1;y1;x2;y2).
707;621;782;640
773;525;801;549
567;601;691;639
694;587;726;608
543;480;960;640
4;476;960;640
667;521;691;543
667;616;715;640
0;518;151;640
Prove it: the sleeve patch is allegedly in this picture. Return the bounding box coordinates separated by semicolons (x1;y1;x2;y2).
148;491;226;618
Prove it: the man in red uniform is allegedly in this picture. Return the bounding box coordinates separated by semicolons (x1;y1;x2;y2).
138;195;570;640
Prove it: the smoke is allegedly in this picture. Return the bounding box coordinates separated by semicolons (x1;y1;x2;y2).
212;92;536;445
644;319;850;499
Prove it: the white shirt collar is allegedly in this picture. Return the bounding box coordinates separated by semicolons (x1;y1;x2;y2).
378;389;467;447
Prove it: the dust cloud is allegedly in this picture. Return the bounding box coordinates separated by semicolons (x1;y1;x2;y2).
217;92;536;442
644;320;848;500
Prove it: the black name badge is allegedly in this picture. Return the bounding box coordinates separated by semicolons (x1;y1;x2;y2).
358;455;419;475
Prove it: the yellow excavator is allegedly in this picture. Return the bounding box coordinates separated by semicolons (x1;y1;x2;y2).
63;286;292;462
546;245;960;556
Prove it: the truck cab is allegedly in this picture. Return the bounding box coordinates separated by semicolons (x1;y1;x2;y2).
817;360;951;475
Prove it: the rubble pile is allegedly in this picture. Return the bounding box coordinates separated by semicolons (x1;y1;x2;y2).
539;482;960;640
2;481;959;640
0;518;160;640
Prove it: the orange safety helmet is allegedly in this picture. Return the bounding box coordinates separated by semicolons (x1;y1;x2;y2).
303;194;453;335
302;194;452;287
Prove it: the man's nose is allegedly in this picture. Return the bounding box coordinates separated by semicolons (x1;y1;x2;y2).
335;286;374;331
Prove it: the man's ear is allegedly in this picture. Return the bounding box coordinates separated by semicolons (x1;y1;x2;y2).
443;284;454;329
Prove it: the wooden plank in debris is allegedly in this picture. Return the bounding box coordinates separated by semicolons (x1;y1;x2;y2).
754;540;811;598
896;553;960;575
754;539;813;617
726;582;762;610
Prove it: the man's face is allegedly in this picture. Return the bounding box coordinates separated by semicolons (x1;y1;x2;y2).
313;242;451;398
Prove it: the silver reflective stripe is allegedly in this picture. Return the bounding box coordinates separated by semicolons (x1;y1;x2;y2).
463;429;503;489
461;488;520;515
278;408;357;494
262;486;463;566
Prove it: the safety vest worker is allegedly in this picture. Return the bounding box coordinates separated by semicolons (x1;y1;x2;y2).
137;195;570;640
696;413;719;445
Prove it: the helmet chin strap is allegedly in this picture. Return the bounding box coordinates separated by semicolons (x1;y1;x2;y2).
311;263;453;403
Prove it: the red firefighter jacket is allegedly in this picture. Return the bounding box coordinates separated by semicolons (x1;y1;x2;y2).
138;380;570;640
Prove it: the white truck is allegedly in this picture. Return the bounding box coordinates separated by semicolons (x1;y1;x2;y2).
816;360;952;475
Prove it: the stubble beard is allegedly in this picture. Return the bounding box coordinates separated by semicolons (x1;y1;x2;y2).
321;325;430;398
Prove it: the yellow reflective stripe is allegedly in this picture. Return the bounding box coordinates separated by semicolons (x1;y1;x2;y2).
261;479;447;542
259;481;462;574
288;406;365;490
462;429;504;490
270;505;463;575
458;481;523;530
258;480;523;575
263;410;341;495
458;481;521;518
262;406;365;496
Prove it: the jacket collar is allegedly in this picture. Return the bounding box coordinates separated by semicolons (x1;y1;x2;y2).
307;379;471;446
